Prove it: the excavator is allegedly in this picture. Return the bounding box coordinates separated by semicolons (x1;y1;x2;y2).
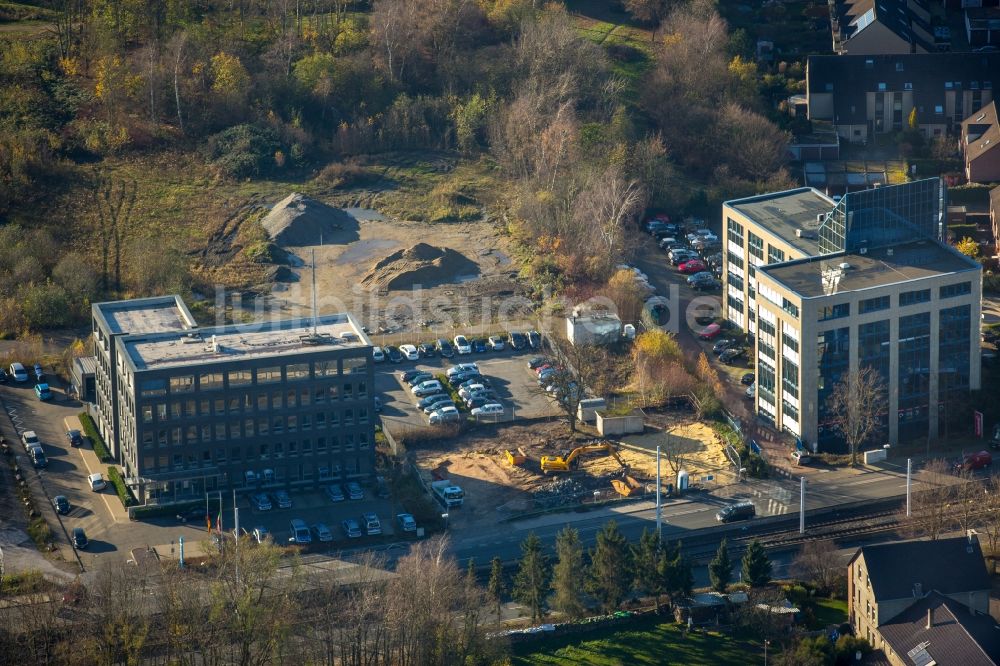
540;441;627;474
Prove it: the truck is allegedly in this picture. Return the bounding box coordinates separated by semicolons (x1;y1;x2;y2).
431;480;464;508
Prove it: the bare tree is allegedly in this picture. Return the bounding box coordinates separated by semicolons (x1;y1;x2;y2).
542;340;610;433
905;459;957;540
825;366;887;466
91;172;138;293
168;31;188;134
793;540;844;594
86;562;151;666
573;165;646;274
981;474;1000;559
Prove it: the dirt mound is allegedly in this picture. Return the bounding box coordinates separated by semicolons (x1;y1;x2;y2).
261;193;359;246
362;243;479;291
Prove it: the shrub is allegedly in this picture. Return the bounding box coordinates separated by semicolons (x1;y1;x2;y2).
316;161;380;188
26;515;52;549
204;124;282;179
20;282;73;329
107;466;137;507
78;412;111;462
131;498;220;520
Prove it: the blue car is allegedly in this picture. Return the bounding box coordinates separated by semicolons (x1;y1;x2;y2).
34;383;52;401
33;363;44;381
471;338;487;353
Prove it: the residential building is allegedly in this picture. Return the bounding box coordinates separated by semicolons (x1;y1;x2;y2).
831;0;934;55
990;185;1000;248
723;179;981;451
848;536;1000;665
92;297;375;504
965;7;1000;48
961;101;1000;182
807;53;999;143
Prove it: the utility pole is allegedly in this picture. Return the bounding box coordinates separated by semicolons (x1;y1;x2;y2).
799;476;806;534
906;458;912;518
655;445;662;538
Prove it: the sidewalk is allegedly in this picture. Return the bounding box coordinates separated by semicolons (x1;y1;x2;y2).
63;415;129;524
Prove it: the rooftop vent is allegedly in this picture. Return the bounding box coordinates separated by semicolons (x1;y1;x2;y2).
839;262;851;270
887;248;894;257
816;213;827;224
299;332;336;346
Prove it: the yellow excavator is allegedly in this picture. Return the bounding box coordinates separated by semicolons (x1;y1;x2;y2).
540;441;627;474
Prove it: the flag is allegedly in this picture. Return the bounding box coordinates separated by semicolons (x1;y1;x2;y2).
216;509;223;535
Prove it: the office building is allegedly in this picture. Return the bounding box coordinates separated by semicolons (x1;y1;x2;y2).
723;179;981;451
92;297;375;504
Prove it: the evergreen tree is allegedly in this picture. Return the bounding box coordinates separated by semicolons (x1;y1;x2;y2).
708;538;732;593
551;526;586;618
741;539;772;587
586;520;633;612
659;540;693;606
487;556;507;627
632;528;666;610
513;532;549;623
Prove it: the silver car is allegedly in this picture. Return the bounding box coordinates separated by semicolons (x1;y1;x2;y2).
311;523;334;542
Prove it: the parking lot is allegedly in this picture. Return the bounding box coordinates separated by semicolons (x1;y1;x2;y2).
374;346;562;431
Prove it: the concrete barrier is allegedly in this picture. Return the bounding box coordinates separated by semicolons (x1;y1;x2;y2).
864;448;887;464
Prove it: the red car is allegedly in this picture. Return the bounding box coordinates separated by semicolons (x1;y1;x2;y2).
698;323;722;340
679;259;707;274
955;450;992;472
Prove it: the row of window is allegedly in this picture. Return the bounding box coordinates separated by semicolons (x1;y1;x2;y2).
140;412;371;445
817;282;971;322
727;218;744;245
140;383;368;423
141;450;368;476
139;357;368;397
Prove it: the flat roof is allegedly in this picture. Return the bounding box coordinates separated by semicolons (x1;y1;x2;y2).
760;240;979;298
94;296;196;335
725;188;834;255
122;314;370;371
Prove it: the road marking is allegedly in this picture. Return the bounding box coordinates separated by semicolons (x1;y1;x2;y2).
74;447;119;523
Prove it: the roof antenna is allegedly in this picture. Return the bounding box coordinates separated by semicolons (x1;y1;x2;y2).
311;248;318;336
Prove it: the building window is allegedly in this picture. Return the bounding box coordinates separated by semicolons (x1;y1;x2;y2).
748;231;764;261
758;319;776;338
940;281;971;299
782;360;799;399
860;295;890;314
760;342;776;360
726;251;744;269
782;400;799;421
142;405;153;423
768;246;785;264
315;360;338;377
782;298;799;319
782;333;799;353
819;303;850;321
727;272;744;292
228;369;252;386
286;363;310;381
727;218;744;245
899;289;930;306
256;366;282;383
169;375;194;393
141;380;167;397
342;357;366;374
934;105;943;114
199;372;223;390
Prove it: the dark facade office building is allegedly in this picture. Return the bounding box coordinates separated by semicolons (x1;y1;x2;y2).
92;297;375;504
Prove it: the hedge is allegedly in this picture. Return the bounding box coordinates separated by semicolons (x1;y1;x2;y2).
131;498;220;520
78;412;112;462
107;466;138;507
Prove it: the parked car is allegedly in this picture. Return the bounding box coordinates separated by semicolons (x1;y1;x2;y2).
326;484;345;502
449;370;482;385
9;362;27;382
720;348;746;364
413;380;444;397
465;396;495;410
436;339;455;358
488;335;505;351
458;383;486;399
465;391;498;406
362;512;382;536
397;513;417;532
458;376;489;390
527;330;542;349
429;405;461;424
405;372;434;387
713;338;736;354
400;369;425;383
34;383;52;401
472;403;504;418
453;335;472;355
21;430;40;451
372;346;385;363
385;346;403;363
698;323;722;340
0;368;6;382
53;495;71;515
346;482;364;500
741;373;755;386
30;446;47;468
32;363;44;381
66;429;84;447
791;450;812;465
692;277;721;291
311;523;334;542
288;519;312;544
399;344;420;361
527;356;548;369
508;331;527;350
424;398;455;415
745;383;756;399
678;259;707;274
88;473;107;492
955;450;993;472
251;493;272;511
418;342;436;358
716;500;755;523
252;527;271;544
72;527;88;550
342;518;362;538
471;338;488;353
447;363;479;377
418;393;452;410
271;490;293;509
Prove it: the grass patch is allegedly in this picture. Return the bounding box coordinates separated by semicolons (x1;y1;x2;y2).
0;1;57;21
26;515;53;551
434;373;469;412
813;597;849;628
511;615;759;665
78;412;111;463
107;466;138;507
0;569;57;596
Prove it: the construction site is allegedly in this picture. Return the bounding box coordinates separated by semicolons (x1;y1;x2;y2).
413;418;735;531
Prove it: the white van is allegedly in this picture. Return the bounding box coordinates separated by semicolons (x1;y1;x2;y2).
9;363;27;382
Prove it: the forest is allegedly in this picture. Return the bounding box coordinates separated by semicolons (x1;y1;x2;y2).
0;0;797;334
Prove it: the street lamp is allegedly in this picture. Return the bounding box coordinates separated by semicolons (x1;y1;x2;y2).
764;639;770;665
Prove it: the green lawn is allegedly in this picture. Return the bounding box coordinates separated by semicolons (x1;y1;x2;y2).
510;616;760;665
812;598;849;628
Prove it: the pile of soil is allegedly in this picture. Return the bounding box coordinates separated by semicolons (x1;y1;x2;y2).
361;242;479;291
261;193;359;246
